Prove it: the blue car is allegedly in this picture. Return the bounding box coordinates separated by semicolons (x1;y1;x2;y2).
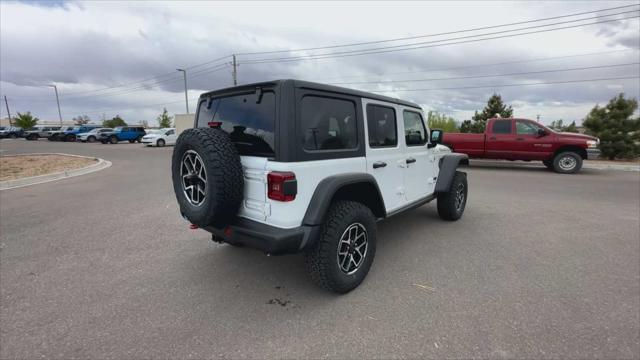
99;126;146;144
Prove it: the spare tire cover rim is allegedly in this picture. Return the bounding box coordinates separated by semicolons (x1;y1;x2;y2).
181;150;208;207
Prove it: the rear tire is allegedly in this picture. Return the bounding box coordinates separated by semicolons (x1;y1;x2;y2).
65;134;75;142
437;171;468;221
128;140;135;143
27;134;38;141
304;201;377;293
87;136;96;143
552;151;582;174
110;135;118;144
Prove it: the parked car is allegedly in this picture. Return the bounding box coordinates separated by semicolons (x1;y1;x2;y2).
23;125;62;140
48;126;76;141
0;126;23;139
60;124;103;142
76;128;113;143
99;126;146;144
142;128;177;147
442;118;600;174
171;79;469;293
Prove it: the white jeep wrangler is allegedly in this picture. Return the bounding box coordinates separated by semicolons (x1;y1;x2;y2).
172;80;469;293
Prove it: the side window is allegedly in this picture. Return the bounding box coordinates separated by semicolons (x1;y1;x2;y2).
367;104;397;148
516;120;541;135
492;120;512;134
122;127;130;132
403;111;427;146
166;130;175;135
301;96;357;151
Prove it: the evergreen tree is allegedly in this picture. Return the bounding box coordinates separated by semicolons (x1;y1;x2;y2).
583;93;640;160
461;93;513;133
156;108;173;128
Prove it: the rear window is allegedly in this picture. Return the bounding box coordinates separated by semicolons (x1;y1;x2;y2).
301;96;357;151
492;120;512;134
197;91;276;157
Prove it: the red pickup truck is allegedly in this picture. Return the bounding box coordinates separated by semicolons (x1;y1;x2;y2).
443;118;600;174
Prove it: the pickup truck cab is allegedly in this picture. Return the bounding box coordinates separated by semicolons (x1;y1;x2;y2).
443;118;600;173
99;126;146;144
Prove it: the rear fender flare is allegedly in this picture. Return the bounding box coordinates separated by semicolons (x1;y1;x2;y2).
302;173;386;226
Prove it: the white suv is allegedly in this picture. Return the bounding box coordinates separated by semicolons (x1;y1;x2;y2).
171;80;468;293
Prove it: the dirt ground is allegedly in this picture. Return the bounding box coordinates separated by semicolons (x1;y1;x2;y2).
0;154;96;181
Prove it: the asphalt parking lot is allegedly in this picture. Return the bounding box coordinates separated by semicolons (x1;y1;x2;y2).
1;139;639;359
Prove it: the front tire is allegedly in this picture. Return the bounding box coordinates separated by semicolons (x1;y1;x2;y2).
157;139;166;147
304;201;377;293
65;134;75;142
552;151;582;174
437;171;468;221
87;136;96;143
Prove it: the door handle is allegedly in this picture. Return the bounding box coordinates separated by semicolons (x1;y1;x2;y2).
406;158;416;164
373;161;387;169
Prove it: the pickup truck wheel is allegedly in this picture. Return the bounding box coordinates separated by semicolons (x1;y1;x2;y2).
304;201;377;293
109;135;118;144
437;171;467;221
171;128;244;227
553;151;582;174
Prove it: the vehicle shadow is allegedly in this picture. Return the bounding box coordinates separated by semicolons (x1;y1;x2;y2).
181;202;445;308
464;162;603;175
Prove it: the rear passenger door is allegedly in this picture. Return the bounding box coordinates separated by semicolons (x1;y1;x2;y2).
401;109;437;202
363;100;406;213
485;119;516;159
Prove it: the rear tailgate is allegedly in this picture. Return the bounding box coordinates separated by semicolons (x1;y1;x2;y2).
238;156;270;222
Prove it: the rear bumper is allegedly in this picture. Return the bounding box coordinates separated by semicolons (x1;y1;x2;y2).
587;149;601;160
201;217;321;255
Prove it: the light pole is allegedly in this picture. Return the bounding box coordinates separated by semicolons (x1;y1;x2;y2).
48;85;62;126
176;69;189;114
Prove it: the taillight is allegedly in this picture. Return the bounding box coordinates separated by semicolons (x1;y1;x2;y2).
267;171;297;202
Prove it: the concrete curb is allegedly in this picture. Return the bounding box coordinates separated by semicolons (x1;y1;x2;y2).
0;153;112;191
470;159;639;172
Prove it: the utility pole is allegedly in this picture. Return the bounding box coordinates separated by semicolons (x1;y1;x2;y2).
48;85;63;126
232;54;237;86
4;95;12;126
176;69;189;114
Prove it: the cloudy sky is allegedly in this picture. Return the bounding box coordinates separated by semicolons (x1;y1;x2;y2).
1;0;639;126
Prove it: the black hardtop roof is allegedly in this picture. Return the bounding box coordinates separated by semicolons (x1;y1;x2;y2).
199;79;422;110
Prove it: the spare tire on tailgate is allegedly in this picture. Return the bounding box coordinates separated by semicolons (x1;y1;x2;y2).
172;128;244;227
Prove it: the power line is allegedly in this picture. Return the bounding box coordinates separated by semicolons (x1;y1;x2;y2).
236;3;639;56
310;49;637;82
241;12;639;64
328;62;640;86
369;76;640;93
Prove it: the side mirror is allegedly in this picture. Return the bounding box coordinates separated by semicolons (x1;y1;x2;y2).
537;128;547;137
428;129;443;148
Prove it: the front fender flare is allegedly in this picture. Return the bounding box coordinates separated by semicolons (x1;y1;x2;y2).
435;153;469;193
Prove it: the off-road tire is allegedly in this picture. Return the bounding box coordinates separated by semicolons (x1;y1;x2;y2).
87;136;96;143
542;159;554;169
157;139;165;147
304;201;377;293
552;151;582;174
172;128;244;227
109;135;118;144
437;171;468;221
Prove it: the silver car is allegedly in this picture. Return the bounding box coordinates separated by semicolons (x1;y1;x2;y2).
77;128;113;143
